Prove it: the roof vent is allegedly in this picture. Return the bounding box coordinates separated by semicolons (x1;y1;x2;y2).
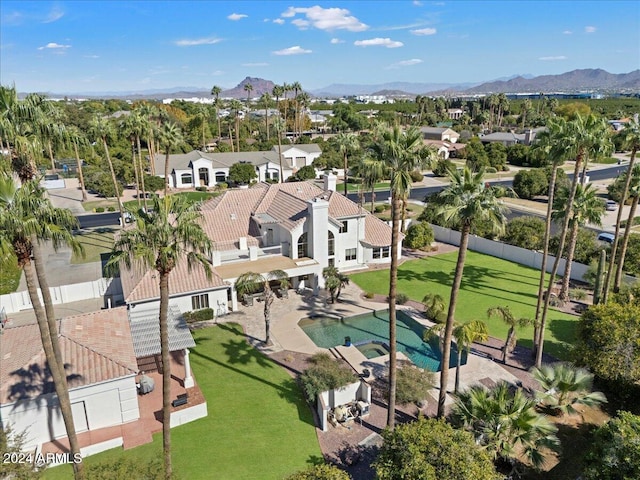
230;213;237;220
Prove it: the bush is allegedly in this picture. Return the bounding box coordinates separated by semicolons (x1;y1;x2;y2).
107;206;115;212
216;182;228;190
85;457;163;480
295;165;317;181
404;222;434;250
409;170;424;182
512;168;548;199
396;293;409;305
374;205;386;213
569;288;588;301
182;308;214;323
364;292;375;299
485;167;497;174
95;207;105;213
396;362;434;405
433;158;455;177
195;186;208;192
300;352;356;403
285;464;351;480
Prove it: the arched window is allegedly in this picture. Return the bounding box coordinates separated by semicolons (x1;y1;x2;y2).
328;231;335;256
297;232;308;258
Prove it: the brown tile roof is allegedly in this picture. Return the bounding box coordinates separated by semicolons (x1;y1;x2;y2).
0;307;138;404
363;215;396;248
121;258;227;304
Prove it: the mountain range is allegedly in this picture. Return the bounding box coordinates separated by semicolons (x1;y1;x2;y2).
42;69;640;100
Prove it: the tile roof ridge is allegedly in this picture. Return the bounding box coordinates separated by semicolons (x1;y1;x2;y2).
60;333;138;374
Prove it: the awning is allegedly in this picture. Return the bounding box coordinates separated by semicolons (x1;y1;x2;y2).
128;305;196;358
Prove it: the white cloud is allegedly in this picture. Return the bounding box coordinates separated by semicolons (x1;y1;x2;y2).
175;37;222;46
43;6;64;23
281;6;368;31
563;30;573;35
272;45;312;56
387;58;423;69
330;38;344;44
354;38;403;48
242;62;269;67
413;1;423;5
37;42;71;51
292;18;310;29
273;18;285;25
228;13;247;21
585;25;596;33
411;27;437;36
539;55;567;61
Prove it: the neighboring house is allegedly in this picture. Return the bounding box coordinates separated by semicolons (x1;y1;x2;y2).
0;308;140;451
479;128;542;146
419;127;460;143
423;140;466;159
152;144;322;187
117;176;399;315
447;108;464;120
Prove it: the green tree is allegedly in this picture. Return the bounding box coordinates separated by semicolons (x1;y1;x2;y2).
434;167;507;417
352;155;386;212
284;464;351;480
235;269;289;344
574;302;640;386
0;420;42;479
106;195;212;480
374;417;500;480
583;411;640;480
157;121;183;197
403;221;434;250
322;265;349;303
553;182;605;300
487;306;533;364
484;142;508;171
531;363;606;416
503;216;546;250
452;320;489;393
293;164;316;181
334;132;360;195
0;175;85;480
461;137;489;171
371;125;433;428
228;162;257;185
422;293;445;322
450;382;560;474
512;168;547;199
210;85;222;141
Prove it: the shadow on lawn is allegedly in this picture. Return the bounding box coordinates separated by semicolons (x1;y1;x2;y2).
423;255;542;284
192;325;316;427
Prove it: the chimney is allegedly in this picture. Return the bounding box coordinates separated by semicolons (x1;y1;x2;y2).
323;172;337;192
524;129;533;145
307;197;329;268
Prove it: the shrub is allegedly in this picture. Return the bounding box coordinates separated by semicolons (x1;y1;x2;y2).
182;308;214;323
300;352;356;403
374;205;386;213
216;182;228;190
364;292;375;299
485;167;497;173
409;170;424;182
512;168;548;199
285;464;351;480
404;222;434;250
295;165;317;181
195;186;208;192
95;207;105;213
85;458;163;480
433;158;455;177
107;206;115;212
396;362;434;405
569;288;588;301
396;293;409;305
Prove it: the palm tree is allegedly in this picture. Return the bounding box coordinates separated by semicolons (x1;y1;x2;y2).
552;183;605;300
210;85;223;143
66;126;89;202
531;363;607;416
235;270;289;344
157;122;183;197
322;266;349;303
451;382;559;474
89;115;125;227
536;114;612;367
487;306;533;364
452;320;488;393
291;81;302;138
120;114;143;205
297;91;311;136
605;118;640;297
335;132;360;195
229;99;243;153
0;175;86;480
371;125;432;429
106;194;212;480
243;83;254;116
272;116;285;182
356;156;386;212
260;92;272;141
434;167;507;417
614;164;640;291
421;292;445;321
137;102;159;175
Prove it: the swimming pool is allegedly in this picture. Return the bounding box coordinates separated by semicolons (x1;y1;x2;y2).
298;309;461;372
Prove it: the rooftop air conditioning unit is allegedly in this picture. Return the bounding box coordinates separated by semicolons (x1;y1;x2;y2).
356;401;370;417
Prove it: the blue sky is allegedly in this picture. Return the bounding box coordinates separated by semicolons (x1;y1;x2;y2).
1;1;638;94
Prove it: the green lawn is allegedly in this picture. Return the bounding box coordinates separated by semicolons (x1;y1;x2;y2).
339;181;391;192
44;323;321;480
71;229;115;265
0;254;21;294
122;191;217;210
350;251;579;359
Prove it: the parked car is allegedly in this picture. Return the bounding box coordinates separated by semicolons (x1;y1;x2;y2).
606;200;617;211
597;232;615;244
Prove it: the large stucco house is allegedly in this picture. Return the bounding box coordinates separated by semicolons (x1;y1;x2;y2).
118;176;400;316
153;144;322;188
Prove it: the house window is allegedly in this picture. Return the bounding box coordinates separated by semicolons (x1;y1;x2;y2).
328;231;335;255
345;248;356;261
296;156;306;167
328;258;335;267
180;173;193;184
339;221;348;233
192;293;209;310
373;246;390;259
297;232;308;258
198;167;209;186
215;171;226;183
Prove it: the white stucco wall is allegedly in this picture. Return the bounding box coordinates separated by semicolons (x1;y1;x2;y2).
0;376;139;450
130;288;230;317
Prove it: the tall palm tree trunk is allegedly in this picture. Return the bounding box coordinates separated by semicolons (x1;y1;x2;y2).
163;151;170;197
23;258;85;479
614;194;639;289
103;138;125;227
559;222;579;300
137;136;148;211
73;140;88;202
386;193;401;429
604;153;637;299
343;153;349;196
48;141;56;172
369;189;376;214
264;287;273;344
438;223;470;418
454;349;463;394
533;165;558;356
131;139;141;207
159;271;172;480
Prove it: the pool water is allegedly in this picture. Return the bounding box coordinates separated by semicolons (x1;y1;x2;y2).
298;310;462;372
